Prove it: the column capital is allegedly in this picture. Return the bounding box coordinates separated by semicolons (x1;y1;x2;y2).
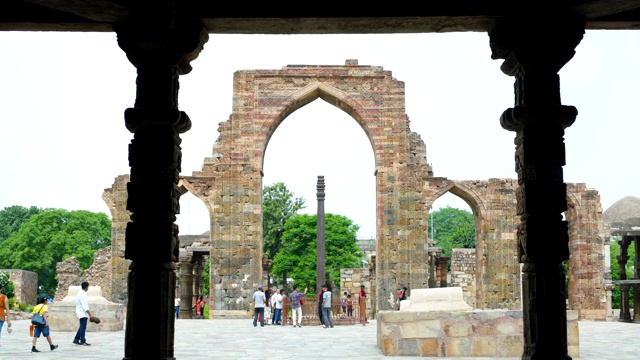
489;12;585;76
114;18;209;76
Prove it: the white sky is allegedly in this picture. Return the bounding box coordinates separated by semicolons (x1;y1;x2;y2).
0;30;638;239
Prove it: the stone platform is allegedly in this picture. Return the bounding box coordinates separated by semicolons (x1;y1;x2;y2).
47;285;124;332
378;287;579;357
399;287;473;312
377;309;580;357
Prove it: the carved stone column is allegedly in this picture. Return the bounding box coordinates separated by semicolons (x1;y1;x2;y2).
489;12;584;360
179;257;194;319
114;8;208;358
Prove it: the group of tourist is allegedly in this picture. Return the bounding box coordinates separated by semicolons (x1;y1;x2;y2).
251;283;370;328
173;294;207;319
0;280;95;352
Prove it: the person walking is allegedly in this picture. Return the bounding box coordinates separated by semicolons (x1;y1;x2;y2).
73;281;93;346
288;285;307;327
31;295;58;352
358;284;368;326
273;289;284;325
320;284;334;328
0;283;11;346
174;297;180;319
252;285;267;327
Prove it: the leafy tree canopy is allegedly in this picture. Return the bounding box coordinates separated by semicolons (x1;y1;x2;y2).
271;213;363;291
428;206;475;257
0;208;111;295
0;205;43;244
262;182;305;261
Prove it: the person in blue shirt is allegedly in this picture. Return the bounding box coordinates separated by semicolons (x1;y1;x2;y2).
288;285;307;327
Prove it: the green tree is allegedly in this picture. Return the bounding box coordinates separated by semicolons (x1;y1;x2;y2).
610;237;636;309
203;256;210;297
428;206;475;257
0;270;16;299
262;182;305;261
271;213;362;291
0;209;111;295
0;205;43;244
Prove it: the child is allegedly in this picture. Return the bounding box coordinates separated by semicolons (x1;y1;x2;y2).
346;294;354;317
31;296;58;352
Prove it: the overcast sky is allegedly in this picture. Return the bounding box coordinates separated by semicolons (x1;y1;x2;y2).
0;30;638;239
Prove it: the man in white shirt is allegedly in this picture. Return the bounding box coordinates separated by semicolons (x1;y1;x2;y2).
73;281;93;346
273;289;284;325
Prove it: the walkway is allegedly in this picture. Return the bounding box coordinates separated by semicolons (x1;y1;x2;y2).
0;319;637;359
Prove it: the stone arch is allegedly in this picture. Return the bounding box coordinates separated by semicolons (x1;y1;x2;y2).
425;178;521;309
259;81;379;168
186;61;435;314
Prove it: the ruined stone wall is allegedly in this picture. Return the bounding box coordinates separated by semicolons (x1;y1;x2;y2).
3;269;38;305
424;178;520;310
450;248;477;308
566;183;607;320
100;63;607;319
55;247;113;302
182;61;434;314
340;267;373;318
102;175;131;304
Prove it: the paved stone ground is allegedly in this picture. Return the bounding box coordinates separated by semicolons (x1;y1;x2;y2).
0;319;637;359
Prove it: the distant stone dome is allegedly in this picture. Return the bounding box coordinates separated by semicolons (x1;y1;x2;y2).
603;196;640;228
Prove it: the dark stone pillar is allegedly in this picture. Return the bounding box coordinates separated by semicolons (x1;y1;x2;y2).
489;11;584;360
316;176;326;291
617;236;632;322
114;9;208;358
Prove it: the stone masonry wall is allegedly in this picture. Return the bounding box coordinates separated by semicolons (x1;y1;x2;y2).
340;268;373;318
55;247;113;301
450;248;477;308
566;183;607;320
182;60;436;314
102;174;131;304
3;269;38;305
424;178;520;310
377;310;580;357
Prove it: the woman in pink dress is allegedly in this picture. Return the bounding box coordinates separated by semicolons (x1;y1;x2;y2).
195;296;205;317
